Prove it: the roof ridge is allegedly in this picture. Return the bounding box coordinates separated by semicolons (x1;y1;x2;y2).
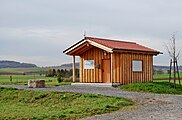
85;36;136;44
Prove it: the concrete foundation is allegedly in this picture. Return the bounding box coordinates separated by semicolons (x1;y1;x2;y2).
71;83;121;87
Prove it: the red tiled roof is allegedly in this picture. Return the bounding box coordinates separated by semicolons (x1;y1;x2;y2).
85;37;160;53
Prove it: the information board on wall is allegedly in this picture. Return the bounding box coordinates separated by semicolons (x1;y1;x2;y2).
132;60;142;72
84;60;94;69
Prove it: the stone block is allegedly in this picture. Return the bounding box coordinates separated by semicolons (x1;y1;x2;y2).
28;80;45;88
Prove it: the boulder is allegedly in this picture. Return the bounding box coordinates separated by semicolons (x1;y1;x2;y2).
28;80;45;88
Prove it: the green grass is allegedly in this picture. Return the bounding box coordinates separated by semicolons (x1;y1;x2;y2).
153;73;182;85
0;75;71;86
0;68;46;73
0;87;133;119
120;82;182;94
153;73;182;79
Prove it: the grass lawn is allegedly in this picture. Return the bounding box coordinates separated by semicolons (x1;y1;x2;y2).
120;82;182;94
153;73;182;79
0;75;71;86
0;87;133;120
0;67;46;73
153;73;182;85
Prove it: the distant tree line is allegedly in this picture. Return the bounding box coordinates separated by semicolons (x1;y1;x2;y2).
46;69;79;78
0;60;37;68
153;69;172;75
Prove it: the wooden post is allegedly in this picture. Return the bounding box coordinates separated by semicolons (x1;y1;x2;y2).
73;56;76;82
111;53;113;83
169;59;172;86
176;60;181;85
174;58;176;88
79;57;83;82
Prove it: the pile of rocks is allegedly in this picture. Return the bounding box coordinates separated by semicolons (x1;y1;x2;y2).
28;80;45;88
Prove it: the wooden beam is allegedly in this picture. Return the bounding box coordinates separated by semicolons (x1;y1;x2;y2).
79;56;83;82
87;40;113;53
111;53;113;83
113;49;158;55
73;56;76;82
73;46;93;55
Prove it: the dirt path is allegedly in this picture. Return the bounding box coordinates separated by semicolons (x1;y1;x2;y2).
1;84;182;120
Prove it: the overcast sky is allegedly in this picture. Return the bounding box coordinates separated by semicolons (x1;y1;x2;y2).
0;0;182;66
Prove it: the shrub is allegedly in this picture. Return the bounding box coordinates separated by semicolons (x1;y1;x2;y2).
57;77;64;83
69;76;73;81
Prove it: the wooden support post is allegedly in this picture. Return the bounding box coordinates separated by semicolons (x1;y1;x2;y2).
169;59;172;86
111;53;113;83
174;59;176;88
79;57;83;83
73;56;76;82
176;60;181;85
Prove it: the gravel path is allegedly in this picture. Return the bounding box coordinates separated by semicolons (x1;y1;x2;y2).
1;84;182;120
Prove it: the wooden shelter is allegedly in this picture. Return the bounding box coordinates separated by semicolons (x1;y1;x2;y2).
63;37;160;84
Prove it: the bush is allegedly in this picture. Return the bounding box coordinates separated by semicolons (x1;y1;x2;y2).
57;77;64;83
69;76;73;81
62;76;79;82
63;78;72;82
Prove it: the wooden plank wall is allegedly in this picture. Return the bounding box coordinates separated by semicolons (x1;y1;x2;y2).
112;53;153;84
80;47;110;83
79;46;153;84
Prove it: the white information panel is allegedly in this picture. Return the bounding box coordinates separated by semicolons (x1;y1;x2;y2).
132;60;142;72
84;60;94;69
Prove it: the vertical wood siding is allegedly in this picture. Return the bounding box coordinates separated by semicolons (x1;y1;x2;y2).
80;47;153;84
112;52;153;84
80;47;110;83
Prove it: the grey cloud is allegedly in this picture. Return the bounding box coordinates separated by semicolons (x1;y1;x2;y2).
0;0;182;66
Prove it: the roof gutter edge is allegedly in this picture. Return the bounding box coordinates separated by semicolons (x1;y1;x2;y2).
112;48;161;55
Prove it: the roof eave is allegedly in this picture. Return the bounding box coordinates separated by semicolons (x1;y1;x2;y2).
63;38;113;56
87;39;113;53
112;48;161;55
63;39;87;55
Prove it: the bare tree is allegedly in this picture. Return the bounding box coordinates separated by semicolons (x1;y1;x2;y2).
165;33;181;88
166;33;180;59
